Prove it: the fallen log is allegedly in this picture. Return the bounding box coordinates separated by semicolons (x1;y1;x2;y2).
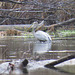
45;54;75;68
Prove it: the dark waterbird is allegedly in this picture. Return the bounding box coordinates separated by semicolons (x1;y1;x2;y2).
22;59;28;67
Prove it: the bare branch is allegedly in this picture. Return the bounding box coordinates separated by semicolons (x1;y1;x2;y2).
0;18;9;24
62;8;72;15
0;14;56;23
0;8;74;14
45;54;75;68
0;9;54;13
0;0;27;4
45;18;75;28
0;0;49;8
0;8;22;12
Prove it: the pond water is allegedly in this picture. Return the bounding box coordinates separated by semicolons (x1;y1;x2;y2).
0;37;75;75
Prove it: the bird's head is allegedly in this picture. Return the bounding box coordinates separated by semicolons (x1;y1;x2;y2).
32;21;38;29
27;21;38;31
27;21;44;31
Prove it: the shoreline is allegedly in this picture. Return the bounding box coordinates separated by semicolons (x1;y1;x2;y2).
0;36;75;40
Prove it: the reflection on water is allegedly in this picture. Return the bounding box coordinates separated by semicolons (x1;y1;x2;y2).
29;68;71;75
33;42;52;54
0;59;75;75
52;40;75;50
57;65;75;74
0;37;75;75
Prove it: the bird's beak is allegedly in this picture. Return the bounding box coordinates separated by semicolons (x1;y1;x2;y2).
27;24;33;31
36;23;44;31
36;21;45;30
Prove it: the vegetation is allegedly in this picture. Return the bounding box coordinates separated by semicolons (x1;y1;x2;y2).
0;0;75;38
6;29;21;36
24;32;34;38
56;30;75;37
0;0;74;25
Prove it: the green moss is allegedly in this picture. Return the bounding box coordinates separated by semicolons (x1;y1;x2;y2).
24;33;34;38
57;30;75;37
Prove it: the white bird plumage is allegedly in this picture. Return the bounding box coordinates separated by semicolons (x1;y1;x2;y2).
32;21;52;42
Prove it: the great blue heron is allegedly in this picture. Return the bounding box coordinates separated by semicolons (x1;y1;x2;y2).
29;21;52;42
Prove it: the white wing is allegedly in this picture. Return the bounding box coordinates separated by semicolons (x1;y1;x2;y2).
34;30;51;41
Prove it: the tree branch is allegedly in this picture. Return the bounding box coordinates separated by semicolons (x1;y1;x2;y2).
0;0;49;8
0;18;9;24
0;8;74;13
0;15;54;21
45;18;75;28
0;0;27;4
45;54;75;68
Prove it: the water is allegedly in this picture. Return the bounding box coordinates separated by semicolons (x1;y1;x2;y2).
0;37;75;75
